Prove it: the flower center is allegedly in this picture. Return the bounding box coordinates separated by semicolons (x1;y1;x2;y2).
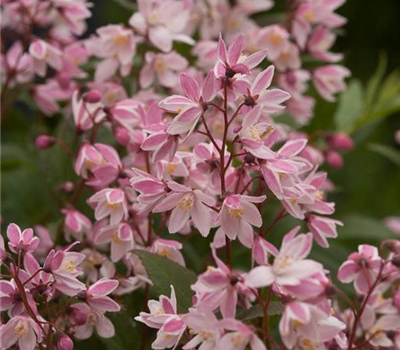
229;208;244;218
113;35;127;47
111;232;122;244
14;321;28;337
165;163;178;175
230;334;245;348
177;197;193;211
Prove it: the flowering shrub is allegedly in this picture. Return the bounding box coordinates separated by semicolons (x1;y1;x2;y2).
1;1;400;350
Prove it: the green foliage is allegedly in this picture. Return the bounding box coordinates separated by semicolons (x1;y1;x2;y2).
335;55;400;134
238;301;283;321
368;143;400;168
135;250;197;313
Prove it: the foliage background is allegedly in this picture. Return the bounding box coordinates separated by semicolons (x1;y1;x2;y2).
1;0;400;348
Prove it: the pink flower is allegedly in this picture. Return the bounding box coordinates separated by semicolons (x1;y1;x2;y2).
218;319;266;350
219;194;265;248
365;314;400;348
23;253;53;298
150;239;185;266
338;244;382;294
43;245;86;296
246;228;323;288
82;278;121;312
0;279;36;316
53;0;91;36
72;302;116;339
130;168;167;213
192;247;244;318
159;70;217;138
129;0;194;52
260;139;308;199
0;41;32;84
215;34;267;78
260;25;290;61
72;91;106;131
273;43;301;72
242;65;291;113
308;25;343;62
313;65;351;102
88;188;129;225
29;39;62;77
0;315;42;350
142;127;180;163
85;25;138;82
307;214;343;248
6;223;39;254
279;302;345;349
182;310;223;350
95;223;134;262
252;235;279;265
62;42;90;78
63;209;92;242
135;286;186;349
384;216;400;235
153;182;215;236
239;105;277;159
140;51;188;89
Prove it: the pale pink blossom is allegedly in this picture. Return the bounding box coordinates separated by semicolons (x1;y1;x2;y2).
135;286;186;349
313;65;350;102
85;25;138;82
72;90;106;131
6;223;39;254
308;25;342;62
88;188;129;225
219;194;266;248
159;70;217;138
95;223;134;262
384;216;400;235
150;239;185;266
215;34;267;78
0;315;42;350
129;0;194;52
29;39;62;77
72;302;116;339
153;182;215;236
130;168;167;213
0;41;32;85
307;214;343;248
63;209;92;242
246;228;323;288
82;278;121;312
140;51;188;89
338;244;382;294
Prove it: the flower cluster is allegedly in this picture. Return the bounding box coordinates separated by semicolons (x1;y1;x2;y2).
1;0;399;350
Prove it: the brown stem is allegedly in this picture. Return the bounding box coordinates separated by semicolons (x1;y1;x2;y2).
261;209;287;237
347;262;385;350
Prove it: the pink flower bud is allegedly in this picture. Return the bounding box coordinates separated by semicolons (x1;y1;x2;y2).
35;135;55;150
70;307;87;326
328;133;354;151
83;90;102;103
326;150;343;169
57;73;71;90
114;126;130;146
61;182;75;193
57;333;73;350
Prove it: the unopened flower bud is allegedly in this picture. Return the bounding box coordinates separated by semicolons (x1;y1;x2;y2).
56;333;73;350
391;255;400;268
114;126;130;146
35;135;56;150
326;151;343;169
328;133;354;151
57;73;71;90
60;182;75;193
83;90;102;104
233;125;242;134
68;307;87;326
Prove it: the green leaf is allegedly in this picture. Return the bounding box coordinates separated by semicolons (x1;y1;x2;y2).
238;302;283;321
368;143;400;168
134;250;197;313
99;312;141;350
334;80;363;132
364;53;387;111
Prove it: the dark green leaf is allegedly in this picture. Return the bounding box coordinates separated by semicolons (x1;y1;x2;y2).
238;301;283;321
134;250;197;313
